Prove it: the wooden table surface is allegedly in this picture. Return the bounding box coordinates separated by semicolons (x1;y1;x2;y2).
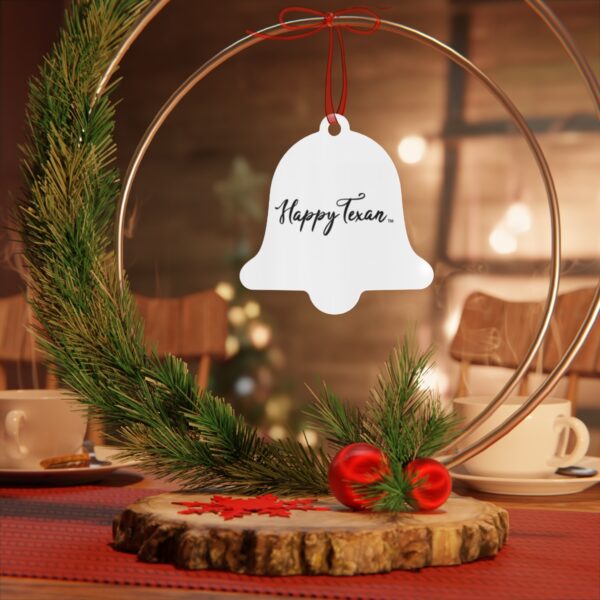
2;466;599;600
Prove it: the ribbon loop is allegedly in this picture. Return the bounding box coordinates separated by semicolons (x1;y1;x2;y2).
247;7;381;124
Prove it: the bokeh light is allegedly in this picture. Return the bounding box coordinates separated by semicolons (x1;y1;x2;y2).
397;135;427;164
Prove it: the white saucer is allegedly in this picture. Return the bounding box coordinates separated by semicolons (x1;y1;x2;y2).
451;456;600;496
0;446;138;485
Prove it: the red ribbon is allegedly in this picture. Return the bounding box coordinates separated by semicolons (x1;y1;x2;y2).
247;7;381;124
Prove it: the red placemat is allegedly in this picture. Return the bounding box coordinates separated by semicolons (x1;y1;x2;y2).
1;485;598;600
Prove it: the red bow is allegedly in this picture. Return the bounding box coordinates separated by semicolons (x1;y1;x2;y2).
247;7;381;124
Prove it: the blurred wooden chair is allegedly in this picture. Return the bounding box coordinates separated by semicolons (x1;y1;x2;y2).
450;287;600;412
135;290;228;389
0;290;228;390
0;294;58;389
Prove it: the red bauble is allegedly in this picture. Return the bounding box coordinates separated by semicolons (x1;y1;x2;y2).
405;458;452;511
328;443;389;510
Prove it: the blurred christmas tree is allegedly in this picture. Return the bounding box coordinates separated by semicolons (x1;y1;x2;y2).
211;157;308;440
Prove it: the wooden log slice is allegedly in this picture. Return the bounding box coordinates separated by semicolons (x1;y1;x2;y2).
113;493;508;576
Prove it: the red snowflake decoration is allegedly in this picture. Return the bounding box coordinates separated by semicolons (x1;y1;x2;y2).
173;494;329;520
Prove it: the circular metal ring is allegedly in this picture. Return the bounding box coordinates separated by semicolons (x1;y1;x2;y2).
99;1;598;467
111;10;562;465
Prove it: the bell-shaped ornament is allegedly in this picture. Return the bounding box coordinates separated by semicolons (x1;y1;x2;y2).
240;115;433;315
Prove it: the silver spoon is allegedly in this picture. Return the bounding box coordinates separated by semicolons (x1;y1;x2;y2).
555;465;597;478
83;440;112;468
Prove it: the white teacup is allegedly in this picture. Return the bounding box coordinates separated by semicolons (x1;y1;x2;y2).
453;396;590;478
0;389;87;469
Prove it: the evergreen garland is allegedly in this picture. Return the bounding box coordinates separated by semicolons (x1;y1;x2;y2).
16;0;458;507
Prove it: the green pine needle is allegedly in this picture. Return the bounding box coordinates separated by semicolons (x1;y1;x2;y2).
358;460;416;512
305;384;371;449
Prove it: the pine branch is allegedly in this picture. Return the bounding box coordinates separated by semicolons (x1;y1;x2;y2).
305;384;369;449
406;397;462;459
186;392;264;462
369;337;433;417
357;460;415;512
365;339;458;465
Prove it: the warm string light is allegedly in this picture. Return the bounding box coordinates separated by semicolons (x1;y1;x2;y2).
268;425;287;441
489;225;518;255
265;394;292;421
420;366;450;396
297;429;319;448
228;306;246;326
215;281;235;301
248;321;272;349
489;200;532;255
215;285;284;430
244;300;261;319
225;335;240;357
266;425;319;447
504;202;532;234
218;282;270;355
397;135;427;164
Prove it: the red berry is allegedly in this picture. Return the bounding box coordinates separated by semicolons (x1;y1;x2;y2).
328;443;389;510
405;458;451;511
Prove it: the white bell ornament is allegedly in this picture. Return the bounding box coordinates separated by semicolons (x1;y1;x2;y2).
240;115;433;315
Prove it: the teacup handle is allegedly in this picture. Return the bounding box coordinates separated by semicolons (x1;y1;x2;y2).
5;409;27;459
547;416;590;468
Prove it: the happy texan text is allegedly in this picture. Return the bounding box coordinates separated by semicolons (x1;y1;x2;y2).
273;193;389;236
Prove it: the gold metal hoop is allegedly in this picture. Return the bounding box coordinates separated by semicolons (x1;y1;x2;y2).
103;0;599;468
